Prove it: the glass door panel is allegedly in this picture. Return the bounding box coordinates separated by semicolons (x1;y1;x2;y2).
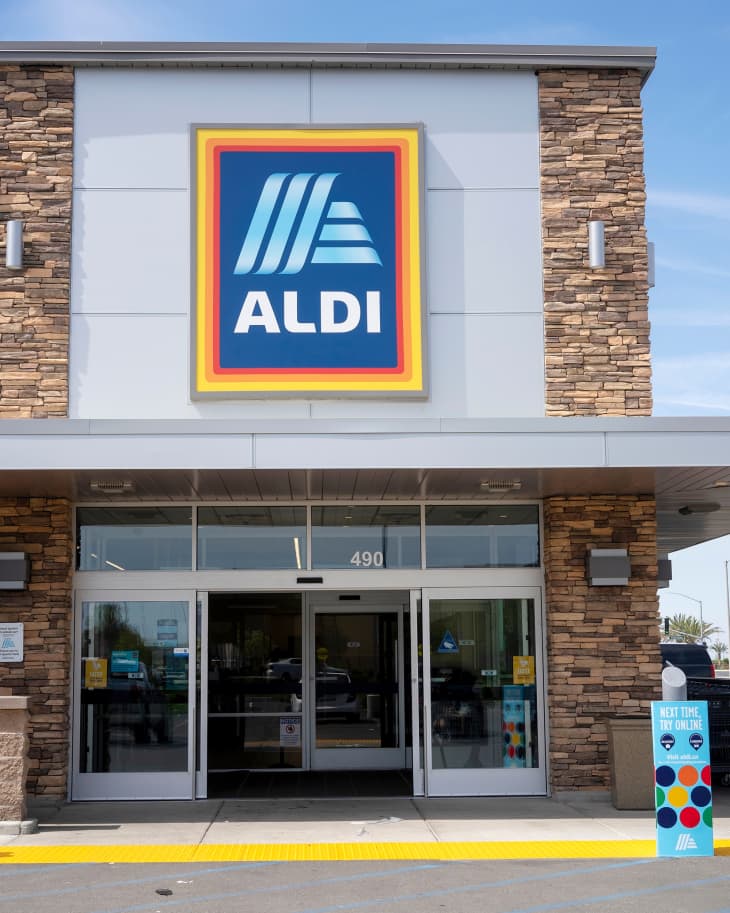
207;593;303;788
310;606;406;770
73;592;195;800
423;589;546;796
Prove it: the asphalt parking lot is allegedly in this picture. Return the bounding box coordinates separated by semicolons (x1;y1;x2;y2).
2;857;730;913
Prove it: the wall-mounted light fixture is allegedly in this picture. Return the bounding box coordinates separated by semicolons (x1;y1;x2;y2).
648;241;655;288
588;220;605;268
586;547;630;586
0;552;30;590
5;220;23;270
657;557;672;589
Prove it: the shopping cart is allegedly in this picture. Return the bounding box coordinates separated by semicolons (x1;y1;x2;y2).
687;678;730;786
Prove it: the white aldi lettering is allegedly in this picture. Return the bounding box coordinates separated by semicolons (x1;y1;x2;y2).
234;291;382;335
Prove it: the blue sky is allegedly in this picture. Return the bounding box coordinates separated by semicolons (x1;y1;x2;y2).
3;0;730;640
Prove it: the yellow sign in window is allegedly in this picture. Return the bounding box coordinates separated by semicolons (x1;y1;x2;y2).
513;655;535;684
85;657;108;690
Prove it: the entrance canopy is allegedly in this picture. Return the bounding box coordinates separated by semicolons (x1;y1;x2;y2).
1;416;730;554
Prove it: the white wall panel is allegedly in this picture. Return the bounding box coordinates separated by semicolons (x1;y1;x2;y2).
71;67;544;421
72;190;189;314
69;314;311;420
311;70;539;189
427;189;543;314
311;313;544;419
74;69;310;188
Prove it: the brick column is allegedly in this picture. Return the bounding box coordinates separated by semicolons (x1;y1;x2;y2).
0;696;34;830
0;498;73;797
543;495;661;791
0;65;73;417
539;68;652;416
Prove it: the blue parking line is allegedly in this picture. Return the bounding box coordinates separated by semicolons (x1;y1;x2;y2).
502;872;730;913
0;860;277;905
0;861;445;913
83;858;649;913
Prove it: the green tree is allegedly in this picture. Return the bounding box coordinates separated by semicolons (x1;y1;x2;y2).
710;640;728;663
662;613;719;644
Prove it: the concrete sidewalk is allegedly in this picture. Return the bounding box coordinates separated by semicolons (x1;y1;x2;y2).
0;791;726;862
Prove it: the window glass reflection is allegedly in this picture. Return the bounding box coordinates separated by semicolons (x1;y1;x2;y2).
77;508;192;571
197;506;306;570
79;600;189;773
429;598;538;770
312;506;420;569
425;505;539;568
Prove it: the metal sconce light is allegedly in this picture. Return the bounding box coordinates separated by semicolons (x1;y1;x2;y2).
648;241;655;288
588;220;605;268
5;220;23;270
586;548;630;586
0;552;30;590
657;557;672;589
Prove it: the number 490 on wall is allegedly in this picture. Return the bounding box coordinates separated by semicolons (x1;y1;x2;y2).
350;550;384;568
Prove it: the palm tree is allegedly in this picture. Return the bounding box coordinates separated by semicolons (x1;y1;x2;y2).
662;613;720;644
710;640;728;664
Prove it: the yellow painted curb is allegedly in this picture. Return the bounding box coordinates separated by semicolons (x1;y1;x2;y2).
0;840;663;864
1;839;728;864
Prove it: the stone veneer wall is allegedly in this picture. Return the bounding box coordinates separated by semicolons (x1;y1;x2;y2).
0;65;72;417
539;68;652;416
0;498;73;796
543;495;662;791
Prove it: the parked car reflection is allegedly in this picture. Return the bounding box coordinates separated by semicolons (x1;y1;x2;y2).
290;665;360;722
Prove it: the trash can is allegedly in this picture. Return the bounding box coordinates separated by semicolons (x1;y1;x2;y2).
605;716;654;810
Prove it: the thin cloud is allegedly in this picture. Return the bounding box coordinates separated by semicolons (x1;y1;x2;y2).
655;257;730;280
653;352;730;414
651;309;730;328
2;0;173;40
649;190;730;222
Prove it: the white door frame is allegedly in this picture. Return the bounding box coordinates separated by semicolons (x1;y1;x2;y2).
72;588;197;801
422;586;547;797
307;593;408;771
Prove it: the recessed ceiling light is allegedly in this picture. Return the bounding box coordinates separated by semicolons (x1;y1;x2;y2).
480;480;522;491
89;480;135;494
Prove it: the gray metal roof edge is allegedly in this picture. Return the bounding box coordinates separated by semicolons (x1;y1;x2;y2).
0;41;657;74
0;415;725;436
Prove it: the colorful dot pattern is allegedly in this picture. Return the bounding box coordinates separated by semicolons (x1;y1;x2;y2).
655;764;712;832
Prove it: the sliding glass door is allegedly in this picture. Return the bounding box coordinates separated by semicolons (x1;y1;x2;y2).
422;588;546;796
73;590;195;799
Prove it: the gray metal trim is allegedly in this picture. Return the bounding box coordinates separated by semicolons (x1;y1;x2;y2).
0;416;729;436
0;42;657;78
0;421;730;474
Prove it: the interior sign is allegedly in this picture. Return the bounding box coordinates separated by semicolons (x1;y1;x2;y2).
193;126;426;397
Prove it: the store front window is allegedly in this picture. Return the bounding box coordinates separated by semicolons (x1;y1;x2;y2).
311;505;421;569
76;507;192;571
424;505;539;568
197;506;306;570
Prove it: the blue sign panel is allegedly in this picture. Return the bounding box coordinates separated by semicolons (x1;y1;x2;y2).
502;684;526;768
651;701;713;857
437;630;458;654
218;151;397;371
110;650;139;675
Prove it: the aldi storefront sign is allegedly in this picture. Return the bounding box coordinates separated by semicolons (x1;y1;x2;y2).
193;126;426;397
